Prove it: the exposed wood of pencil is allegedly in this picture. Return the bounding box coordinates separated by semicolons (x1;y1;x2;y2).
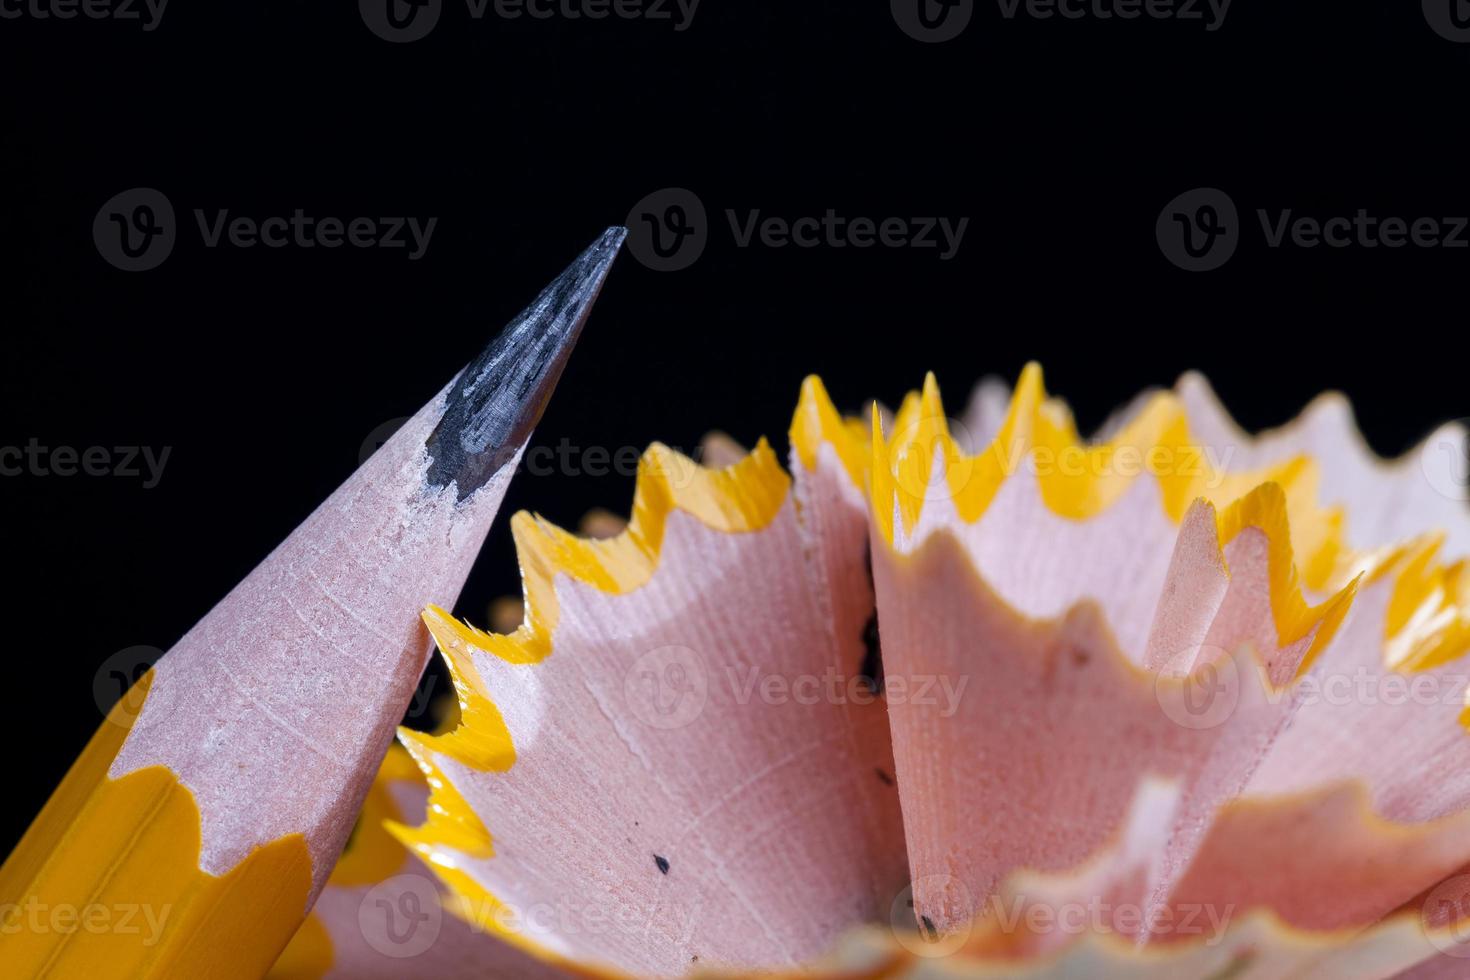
0;227;626;978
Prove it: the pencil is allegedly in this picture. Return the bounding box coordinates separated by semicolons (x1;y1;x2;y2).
0;227;627;978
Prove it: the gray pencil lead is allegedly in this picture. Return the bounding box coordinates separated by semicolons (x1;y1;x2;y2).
426;226;627;499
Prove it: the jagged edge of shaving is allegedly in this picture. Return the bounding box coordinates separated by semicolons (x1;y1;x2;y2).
400;438;789;772
1177;370;1470;483
1179;371;1470;674
796;366;1465;676
386;441;790;974
798;368;1358;671
386;378;1459;971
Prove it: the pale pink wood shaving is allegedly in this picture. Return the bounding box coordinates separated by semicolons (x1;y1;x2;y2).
1143;500;1230;674
416;469;907;976
1176;373;1470;555
298;853;569;980
381;374;1470;977
1247;578;1470;823
900;443;1182;660
1168;784;1470;934
873;526;1298;938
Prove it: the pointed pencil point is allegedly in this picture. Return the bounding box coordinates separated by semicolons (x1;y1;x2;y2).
426;226;627;499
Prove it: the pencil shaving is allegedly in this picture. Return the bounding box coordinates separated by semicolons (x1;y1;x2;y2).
376;366;1470;978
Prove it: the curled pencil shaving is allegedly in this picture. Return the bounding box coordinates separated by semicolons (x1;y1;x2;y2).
331;366;1470;979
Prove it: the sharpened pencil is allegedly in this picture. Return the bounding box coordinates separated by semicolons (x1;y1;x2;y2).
0;227;626;978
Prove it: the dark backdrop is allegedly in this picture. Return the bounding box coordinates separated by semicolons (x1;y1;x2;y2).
3;0;1466;853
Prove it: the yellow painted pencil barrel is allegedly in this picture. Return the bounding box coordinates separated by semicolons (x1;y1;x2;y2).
0;229;624;978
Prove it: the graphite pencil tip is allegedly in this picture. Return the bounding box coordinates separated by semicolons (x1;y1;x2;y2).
426;226;628;499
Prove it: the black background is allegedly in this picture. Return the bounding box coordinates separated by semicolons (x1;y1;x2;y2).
2;0;1466;854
